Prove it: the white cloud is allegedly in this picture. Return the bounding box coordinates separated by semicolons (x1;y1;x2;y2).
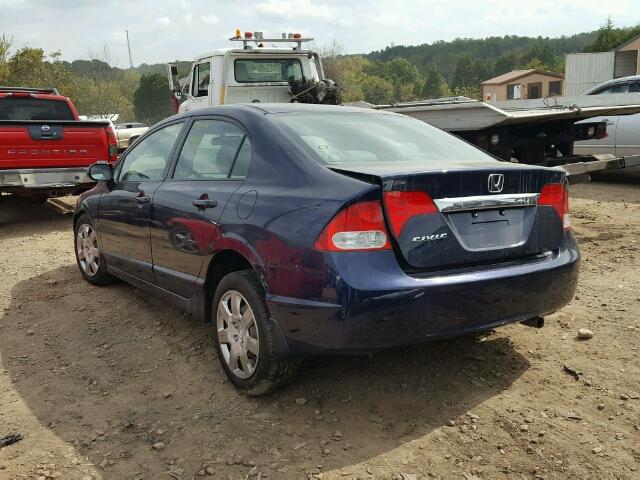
156;16;172;26
200;14;220;25
256;0;334;20
182;12;193;25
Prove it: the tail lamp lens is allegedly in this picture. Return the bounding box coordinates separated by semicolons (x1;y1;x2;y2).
539;183;571;230
314;200;391;251
382;191;438;236
106;126;118;162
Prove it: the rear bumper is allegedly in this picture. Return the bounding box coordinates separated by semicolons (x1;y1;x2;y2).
267;236;580;354
0;167;93;191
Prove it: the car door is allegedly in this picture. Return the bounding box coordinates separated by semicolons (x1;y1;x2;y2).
150;117;252;298
574;82;632;156
99;121;185;282
186;60;212;111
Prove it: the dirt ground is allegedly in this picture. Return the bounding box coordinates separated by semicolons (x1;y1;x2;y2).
0;179;638;480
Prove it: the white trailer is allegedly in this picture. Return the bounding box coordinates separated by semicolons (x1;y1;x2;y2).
353;94;640;181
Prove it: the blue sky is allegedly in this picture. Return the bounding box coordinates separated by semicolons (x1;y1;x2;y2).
1;0;639;66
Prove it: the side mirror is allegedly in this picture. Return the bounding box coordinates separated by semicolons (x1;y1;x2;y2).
88;162;113;182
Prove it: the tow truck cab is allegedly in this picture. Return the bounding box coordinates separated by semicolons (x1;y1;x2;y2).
170;32;324;113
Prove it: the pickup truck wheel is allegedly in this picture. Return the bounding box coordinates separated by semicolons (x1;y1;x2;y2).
74;214;114;286
212;270;299;395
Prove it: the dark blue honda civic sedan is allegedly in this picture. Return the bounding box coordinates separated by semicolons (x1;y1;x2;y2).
74;103;579;395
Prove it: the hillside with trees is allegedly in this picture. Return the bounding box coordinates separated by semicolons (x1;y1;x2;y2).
1;18;638;122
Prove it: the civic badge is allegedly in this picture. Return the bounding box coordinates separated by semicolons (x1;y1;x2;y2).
488;173;504;193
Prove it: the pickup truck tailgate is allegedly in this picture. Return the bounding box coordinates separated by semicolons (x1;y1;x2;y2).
0;120;112;169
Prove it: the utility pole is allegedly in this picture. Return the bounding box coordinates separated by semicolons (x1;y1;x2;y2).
125;30;134;69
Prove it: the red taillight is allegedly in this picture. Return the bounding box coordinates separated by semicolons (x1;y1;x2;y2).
314;200;391;252
382;191;438;236
539;183;571;230
106;126;118;162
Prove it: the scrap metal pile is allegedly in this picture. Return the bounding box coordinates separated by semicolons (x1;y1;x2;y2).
288;77;342;105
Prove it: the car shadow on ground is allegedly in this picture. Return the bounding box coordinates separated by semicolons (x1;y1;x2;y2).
1;263;531;478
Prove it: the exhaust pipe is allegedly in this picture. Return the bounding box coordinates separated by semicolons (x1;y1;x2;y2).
521;316;545;329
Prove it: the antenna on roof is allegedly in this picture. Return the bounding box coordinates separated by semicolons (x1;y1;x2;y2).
125;30;134;69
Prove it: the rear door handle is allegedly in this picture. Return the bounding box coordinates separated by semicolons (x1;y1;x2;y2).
193;199;217;209
135;195;150;204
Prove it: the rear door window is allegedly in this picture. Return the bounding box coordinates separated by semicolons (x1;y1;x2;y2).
173;119;249;180
0;97;74;120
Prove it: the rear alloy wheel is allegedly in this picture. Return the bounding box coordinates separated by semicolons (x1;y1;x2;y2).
217;290;260;379
212;270;299;395
74;214;114;286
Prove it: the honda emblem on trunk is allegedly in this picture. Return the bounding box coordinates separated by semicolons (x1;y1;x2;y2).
41;125;50;131
488;173;504;193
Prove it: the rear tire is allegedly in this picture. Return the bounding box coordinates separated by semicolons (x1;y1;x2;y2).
74;214;114;286
212;270;299;395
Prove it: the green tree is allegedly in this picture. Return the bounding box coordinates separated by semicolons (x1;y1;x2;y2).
453;54;475;89
494;51;521;76
0;34;11;83
367;57;422;102
584;17;620;52
361;75;395;104
133;73;174;125
583;17;640;52
422;66;448;98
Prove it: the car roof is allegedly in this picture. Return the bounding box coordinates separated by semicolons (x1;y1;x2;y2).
183;103;395;117
586;75;640;94
153;103;399;131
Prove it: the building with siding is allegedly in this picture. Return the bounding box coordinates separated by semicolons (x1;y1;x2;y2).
564;33;640;96
481;69;564;102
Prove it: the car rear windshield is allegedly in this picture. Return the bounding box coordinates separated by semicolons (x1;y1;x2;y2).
0;97;74;121
272;112;497;166
234;58;303;83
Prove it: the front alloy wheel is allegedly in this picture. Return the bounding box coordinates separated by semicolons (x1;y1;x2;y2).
76;223;100;277
74;214;114;286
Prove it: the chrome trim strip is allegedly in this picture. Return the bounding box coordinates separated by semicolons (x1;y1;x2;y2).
434;193;540;212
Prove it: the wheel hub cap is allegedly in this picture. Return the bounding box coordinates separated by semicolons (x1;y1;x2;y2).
76;223;100;277
216;290;259;380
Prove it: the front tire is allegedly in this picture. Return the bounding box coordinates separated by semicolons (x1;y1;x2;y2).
212;270;299;395
74;214;114;286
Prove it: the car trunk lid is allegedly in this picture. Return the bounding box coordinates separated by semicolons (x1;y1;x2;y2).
330;161;568;271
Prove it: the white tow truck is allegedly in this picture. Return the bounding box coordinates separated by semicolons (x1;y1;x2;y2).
168;30;325;113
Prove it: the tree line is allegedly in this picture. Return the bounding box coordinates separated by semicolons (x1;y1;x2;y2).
1;18;638;123
0;34;177;125
329;18;640;104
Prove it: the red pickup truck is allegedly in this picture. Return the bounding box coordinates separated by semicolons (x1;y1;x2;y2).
0;87;118;201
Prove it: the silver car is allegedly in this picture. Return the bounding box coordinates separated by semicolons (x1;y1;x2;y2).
574;75;640;157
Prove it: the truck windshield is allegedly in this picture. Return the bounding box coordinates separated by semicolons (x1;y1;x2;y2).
234;58;303;83
272;112;497;166
0;97;74;121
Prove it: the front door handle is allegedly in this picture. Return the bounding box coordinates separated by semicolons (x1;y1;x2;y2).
193;199;217;209
135;195;150;204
